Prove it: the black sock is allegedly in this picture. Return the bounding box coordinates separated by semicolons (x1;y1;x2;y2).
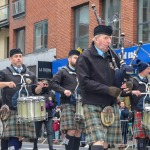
33;138;38;149
91;145;104;150
64;134;75;150
73;137;80;150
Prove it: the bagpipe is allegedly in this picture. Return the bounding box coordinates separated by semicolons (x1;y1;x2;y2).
91;4;144;89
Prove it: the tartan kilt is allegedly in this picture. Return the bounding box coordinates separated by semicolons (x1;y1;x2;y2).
2;110;36;138
133;111;150;139
83;104;122;145
60;104;85;133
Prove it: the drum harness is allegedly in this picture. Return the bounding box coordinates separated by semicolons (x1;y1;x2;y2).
7;66;29;123
134;76;150;130
0;66;30;136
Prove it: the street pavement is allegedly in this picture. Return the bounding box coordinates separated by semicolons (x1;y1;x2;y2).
16;142;136;150
0;142;89;150
0;139;136;150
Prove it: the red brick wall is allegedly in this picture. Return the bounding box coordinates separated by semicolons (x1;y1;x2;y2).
9;0;137;59
121;0;137;47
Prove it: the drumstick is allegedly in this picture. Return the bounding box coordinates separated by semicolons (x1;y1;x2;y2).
16;83;37;86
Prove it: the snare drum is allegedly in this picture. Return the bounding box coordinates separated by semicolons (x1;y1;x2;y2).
142;110;150;130
75;100;84;122
17;96;47;122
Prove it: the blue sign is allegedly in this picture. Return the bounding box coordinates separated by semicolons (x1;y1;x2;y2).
115;43;150;65
52;58;68;75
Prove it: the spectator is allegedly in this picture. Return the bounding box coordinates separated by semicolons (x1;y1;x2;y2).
119;101;129;145
53;117;60;143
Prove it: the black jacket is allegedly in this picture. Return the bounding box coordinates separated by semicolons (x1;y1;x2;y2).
50;65;78;104
120;107;129;120
76;42;121;106
0;64;37;110
130;75;148;111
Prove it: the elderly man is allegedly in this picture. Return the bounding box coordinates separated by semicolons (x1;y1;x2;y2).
76;25;130;150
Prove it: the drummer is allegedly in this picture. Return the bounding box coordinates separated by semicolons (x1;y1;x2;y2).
50;50;85;150
32;79;57;150
129;60;150;150
0;48;45;150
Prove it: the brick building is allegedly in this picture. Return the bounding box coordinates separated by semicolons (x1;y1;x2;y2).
0;0;150;76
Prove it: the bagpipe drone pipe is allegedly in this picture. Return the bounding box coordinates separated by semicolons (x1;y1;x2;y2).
92;4;143;89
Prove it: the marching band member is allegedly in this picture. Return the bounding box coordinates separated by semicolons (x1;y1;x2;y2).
32;79;57;150
0;48;43;150
50;50;85;150
76;25;130;150
130;60;150;150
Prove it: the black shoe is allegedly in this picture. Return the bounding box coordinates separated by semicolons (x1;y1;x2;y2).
33;148;38;150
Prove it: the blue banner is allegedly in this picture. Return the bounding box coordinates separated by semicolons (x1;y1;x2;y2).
52;58;68;75
115;43;150;65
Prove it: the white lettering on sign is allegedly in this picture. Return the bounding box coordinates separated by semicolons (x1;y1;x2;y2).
128;52;134;59
39;68;51;72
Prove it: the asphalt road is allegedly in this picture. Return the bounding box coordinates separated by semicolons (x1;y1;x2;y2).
0;139;136;150
0;142;89;150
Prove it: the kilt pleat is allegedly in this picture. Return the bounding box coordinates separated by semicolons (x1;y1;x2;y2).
60;104;85;133
83;104;122;145
133;111;150;139
2;110;36;138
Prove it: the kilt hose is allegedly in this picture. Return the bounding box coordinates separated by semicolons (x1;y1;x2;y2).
133;111;150;139
2;110;36;138
60;104;85;133
83;104;122;145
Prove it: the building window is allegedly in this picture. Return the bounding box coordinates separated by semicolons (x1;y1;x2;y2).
102;0;121;49
74;5;89;50
34;20;48;52
12;0;25;17
16;28;25;54
138;0;150;43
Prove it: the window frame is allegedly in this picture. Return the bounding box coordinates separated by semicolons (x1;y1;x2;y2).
137;0;150;43
102;0;121;49
74;4;89;50
16;27;25;54
34;20;48;52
